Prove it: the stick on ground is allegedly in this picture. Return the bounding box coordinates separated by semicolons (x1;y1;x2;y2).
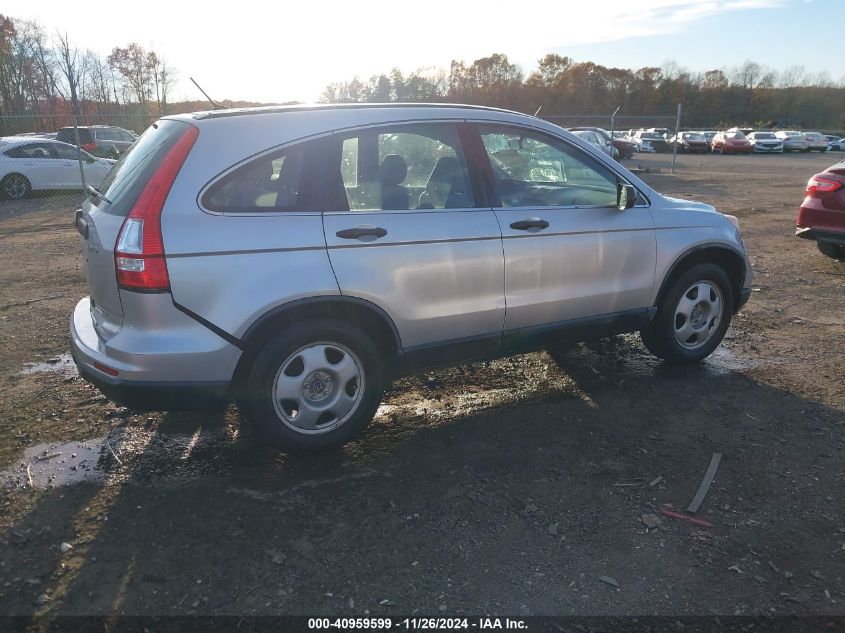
686;453;722;514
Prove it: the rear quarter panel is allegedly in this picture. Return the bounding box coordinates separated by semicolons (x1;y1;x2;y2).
161;112;344;338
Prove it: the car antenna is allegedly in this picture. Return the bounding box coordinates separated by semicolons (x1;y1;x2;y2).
533;106;542;118
189;77;229;110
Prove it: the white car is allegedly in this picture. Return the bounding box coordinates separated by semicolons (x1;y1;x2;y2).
0;137;115;200
570;129;616;158
631;130;658;153
746;131;784;153
802;132;829;153
829;138;845;152
774;130;810;153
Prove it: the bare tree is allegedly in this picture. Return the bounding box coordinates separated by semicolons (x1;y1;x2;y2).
53;30;86;186
0;16;38;115
54;31;82;114
85;50;113;114
152;56;176;115
31;23;60;115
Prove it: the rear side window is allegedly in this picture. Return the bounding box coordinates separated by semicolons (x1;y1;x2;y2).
95;119;195;217
202;139;325;213
5;143;53;159
57;128;94;145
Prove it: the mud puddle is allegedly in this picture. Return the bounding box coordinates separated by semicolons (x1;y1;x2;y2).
2;439;106;489
704;346;767;373
20;352;77;378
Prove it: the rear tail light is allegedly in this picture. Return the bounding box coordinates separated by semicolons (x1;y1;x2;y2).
114;125;199;292
806;175;842;195
82;142;98;152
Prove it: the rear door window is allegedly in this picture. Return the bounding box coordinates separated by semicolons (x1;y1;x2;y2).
5;143;54;159
328;123;475;212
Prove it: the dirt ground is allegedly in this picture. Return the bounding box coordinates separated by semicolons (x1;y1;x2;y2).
0;151;842;618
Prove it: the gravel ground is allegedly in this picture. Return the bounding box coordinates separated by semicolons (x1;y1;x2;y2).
0;151;842;618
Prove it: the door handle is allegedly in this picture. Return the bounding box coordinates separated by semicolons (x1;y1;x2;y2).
510;218;549;231
336;226;388;240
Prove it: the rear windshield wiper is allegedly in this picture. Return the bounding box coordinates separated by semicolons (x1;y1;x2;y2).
86;184;113;205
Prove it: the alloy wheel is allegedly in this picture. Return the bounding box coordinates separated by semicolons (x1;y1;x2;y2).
673;281;724;350
2;174;29;199
272;342;364;435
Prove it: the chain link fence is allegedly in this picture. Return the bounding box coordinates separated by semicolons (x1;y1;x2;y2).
0;114;155;214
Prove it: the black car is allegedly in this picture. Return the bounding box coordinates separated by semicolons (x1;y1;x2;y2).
56;126;136;158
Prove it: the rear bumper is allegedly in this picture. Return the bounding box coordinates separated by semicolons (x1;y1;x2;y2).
70;297;236;410
71;350;229;410
796;227;845;246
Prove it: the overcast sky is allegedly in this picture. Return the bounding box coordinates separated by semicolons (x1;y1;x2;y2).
4;0;840;103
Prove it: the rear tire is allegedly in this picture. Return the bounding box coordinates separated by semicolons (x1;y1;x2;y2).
1;173;31;200
242;318;384;453
817;241;845;262
641;264;734;363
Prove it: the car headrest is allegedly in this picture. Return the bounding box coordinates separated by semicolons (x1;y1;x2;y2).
377;154;407;186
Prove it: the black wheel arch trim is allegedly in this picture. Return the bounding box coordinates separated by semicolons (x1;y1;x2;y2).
655;243;748;312
172;295;404;359
239;295;403;353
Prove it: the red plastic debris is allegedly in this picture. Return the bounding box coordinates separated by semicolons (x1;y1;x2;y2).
658;507;714;528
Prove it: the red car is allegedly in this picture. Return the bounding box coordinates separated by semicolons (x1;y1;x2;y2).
795;160;845;261
611;138;637;160
711;130;752;154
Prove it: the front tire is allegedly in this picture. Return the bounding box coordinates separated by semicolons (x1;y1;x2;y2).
242;318;384;453
1;173;32;200
641;264;734;363
817;241;845;261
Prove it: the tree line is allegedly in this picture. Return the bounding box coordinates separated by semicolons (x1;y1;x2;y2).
0;14;178;118
3;11;843;133
322;53;845;131
0;14;272;135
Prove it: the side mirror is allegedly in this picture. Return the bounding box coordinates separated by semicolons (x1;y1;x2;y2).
616;183;637;210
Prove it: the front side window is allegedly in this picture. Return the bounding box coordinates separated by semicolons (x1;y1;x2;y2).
478;125;617;208
50;143;85;160
330;123;475;212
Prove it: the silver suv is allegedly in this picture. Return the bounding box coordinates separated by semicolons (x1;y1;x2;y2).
71;104;752;452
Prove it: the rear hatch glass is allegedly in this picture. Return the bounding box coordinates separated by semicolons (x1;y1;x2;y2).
79;119;194;336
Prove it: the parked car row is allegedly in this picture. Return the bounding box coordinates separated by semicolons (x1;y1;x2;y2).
14;125;137;158
615;127;838;155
